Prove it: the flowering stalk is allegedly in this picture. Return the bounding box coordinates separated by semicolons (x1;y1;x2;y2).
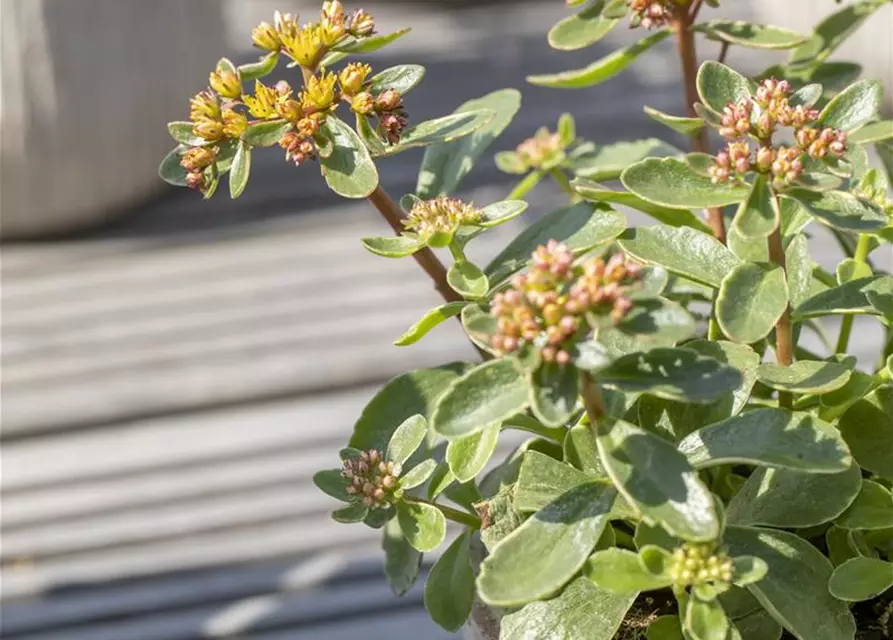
403;495;482;529
835;234;873;354
767;223;794;409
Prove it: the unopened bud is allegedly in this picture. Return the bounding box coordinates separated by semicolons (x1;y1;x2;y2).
350;9;375;37
193;119;224;141
375;88;403;112
252;22;281;52
209;69;243;100
351;91;374;115
180;147;216;172
339;62;372;96
222;108;248;139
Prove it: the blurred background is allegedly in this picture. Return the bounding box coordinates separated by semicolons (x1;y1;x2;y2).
1;1;891;639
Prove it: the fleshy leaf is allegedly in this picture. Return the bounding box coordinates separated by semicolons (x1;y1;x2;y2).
677;408;852;473
238;51;279;81
361;235;424;258
313;469;352;502
332;502;368;523
447;261;489;299
417;89;521;198
242;120;292;148
838;386;893;476
716;263;789;344
387;414;428;464
596;419;719;541
167;122;208;147
432;358;529;438
727;465;862;528
694;20;809;50
732;175;779;240
794;275;892;319
527;30;671;88
849;119;893;144
424;532;475;632
573;138;682;181
788;0;888;67
394;302;467;346
319;117;379;198
229;141;251;199
368;64;425;95
400;459;437;490
397;500;446;552
724;526;856;640
587;548;672;592
756;361;851;394
547;0;623;50
446;425;501;483
643;106;705;135
383;517;422;596
616;298;697;344
515;450;595;513
382;110;495;156
786;188;887;232
332;27;411;53
599;348;743;403
696;61;754;113
477;481;615;606
477;200;528;228
486;203;626;285
684;596;729;640
622;158;750;208
828;557;893;602
618;225;741;288
529;361;580;427
159;146;188;187
835;480;893;530
817;79;883;132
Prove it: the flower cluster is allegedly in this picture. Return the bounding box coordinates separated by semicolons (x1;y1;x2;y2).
489;241;643;364
709;78;849;190
403;197;482;240
341;449;402;510
669;543;734;588
514;127;567;171
627;0;678;30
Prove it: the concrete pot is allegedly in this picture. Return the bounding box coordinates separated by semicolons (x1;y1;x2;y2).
0;0;225;238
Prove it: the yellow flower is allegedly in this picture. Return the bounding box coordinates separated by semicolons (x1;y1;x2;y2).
252;21;281;52
276;98;303;123
209;69;243;100
320;1;346;46
349;9;375;37
339;62;371;96
222;108;248;138
281;23;324;67
301;71;338;111
351;91;374;115
193;119;224;142
190;90;221;123
243;81;280;119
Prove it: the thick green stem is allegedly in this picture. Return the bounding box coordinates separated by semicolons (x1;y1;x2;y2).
403;495;481;529
835;234;873;354
507;170;545;200
767;226;794;409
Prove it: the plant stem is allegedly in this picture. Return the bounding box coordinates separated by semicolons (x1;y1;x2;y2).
367;185;462;304
507;170;545;200
673;12;727;245
717;41;730;65
580;372;608;435
403;495;481;529
708;311;722;340
550;168;578;201
835;233;873;353
767;226;794;409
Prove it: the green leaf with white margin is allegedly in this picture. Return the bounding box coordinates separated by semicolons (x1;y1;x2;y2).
446;425;500;483
529;361;580;427
242;120;292;147
424;532;475;632
817;79;883;133
596;419;720;541
486;202;626;285
167;122;209;147
387;414;428;464
835;480;893;530
313;469;352;502
618;225;741;288
786;188;887;232
527;30;671;88
361;235;424;258
400;459;438;490
351;364;470;452
572;138;683;181
599;348;743;403
716;263;789;344
622;158;750;208
643;106;705;135
383;516;422;596
724;526;856;640
828;557;893;602
397;500;446;552
564;422;607;476
684;596;729;640
694;20;809;50
499;577;637;640
677;408;852;473
788;0;888;67
696;61;754;114
793;275;892;319
850;119;893;144
368;64;425;95
838;386;893;476
394;302;467;346
515;450;595;512
732;175;779;240
726;465;862;528
381;110;495;157
417;89;521;198
572;179;713;233
477;200;528;228
447;261;488;299
332;27;411;53
547;0;623;50
460;304;498;355
238;51;279;81
319;117;379;198
332;502;368;523
756;361;851;394
587;547;672;592
616;297;697;344
477;481;616;606
159;146;189;187
432;358;529;438
228;141;250;198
